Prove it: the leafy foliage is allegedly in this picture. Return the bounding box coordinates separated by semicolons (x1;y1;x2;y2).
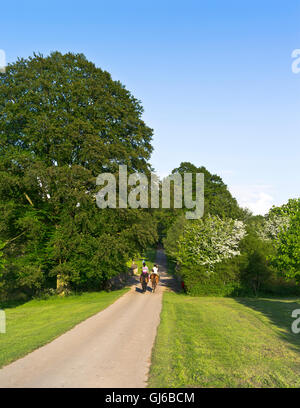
164;194;300;296
239;229;276;295
165;215;247;295
171;162;247;220
176;216;246;269
156;161;248;243
0;52;157;298
257;213;290;241
163;214;187;259
268;199;300;281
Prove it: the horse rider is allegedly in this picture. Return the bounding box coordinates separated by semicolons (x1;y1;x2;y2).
140;262;149;292
142;261;149;274
152;264;159;276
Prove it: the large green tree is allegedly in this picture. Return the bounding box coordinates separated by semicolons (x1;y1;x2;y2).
171;162;246;220
156;161;247;242
0;52;157;297
268;199;300;282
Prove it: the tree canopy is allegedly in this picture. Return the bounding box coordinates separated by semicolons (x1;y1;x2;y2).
267;199;300;281
0;52;157;298
171;162;246;220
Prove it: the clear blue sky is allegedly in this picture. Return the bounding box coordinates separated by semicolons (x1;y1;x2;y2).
2;0;300;214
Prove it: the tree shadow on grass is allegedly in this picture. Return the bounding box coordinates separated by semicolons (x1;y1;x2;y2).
0;298;29;309
236;297;300;352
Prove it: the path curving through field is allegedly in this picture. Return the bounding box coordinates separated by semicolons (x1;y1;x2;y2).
0;249;174;388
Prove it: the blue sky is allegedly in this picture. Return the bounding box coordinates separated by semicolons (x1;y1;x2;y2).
2;0;300;214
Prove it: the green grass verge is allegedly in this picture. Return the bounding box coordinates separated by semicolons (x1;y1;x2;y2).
148;292;300;388
0;289;129;368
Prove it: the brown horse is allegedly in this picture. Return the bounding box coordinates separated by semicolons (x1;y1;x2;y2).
140;274;149;292
150;273;159;293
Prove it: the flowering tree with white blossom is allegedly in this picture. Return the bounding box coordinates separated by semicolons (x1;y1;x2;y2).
258;213;290;241
176;216;247;270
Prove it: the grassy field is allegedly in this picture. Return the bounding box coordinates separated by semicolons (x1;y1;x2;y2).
148;292;300;388
0;289;128;368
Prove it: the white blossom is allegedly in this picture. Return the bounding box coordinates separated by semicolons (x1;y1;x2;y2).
177;216;247;268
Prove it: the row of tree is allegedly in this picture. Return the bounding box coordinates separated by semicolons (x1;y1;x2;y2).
164;186;300;296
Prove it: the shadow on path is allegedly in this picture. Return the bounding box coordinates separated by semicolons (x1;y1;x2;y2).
154;249;182;293
135;286;153;294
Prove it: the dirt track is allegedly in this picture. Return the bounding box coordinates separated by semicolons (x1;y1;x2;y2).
0;249;175;388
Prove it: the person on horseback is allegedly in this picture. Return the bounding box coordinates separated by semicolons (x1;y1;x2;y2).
142;262;149;275
140;262;149;293
152;264;159;276
150;264;160;293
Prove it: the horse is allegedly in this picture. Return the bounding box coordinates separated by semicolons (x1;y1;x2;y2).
140;273;149;293
150;273;159;293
